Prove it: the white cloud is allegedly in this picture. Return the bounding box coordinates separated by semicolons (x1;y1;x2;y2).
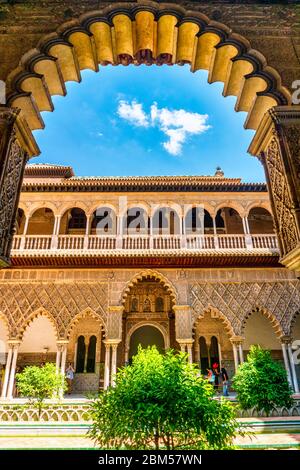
150;102;210;156
117;99;210;155
117;100;149;128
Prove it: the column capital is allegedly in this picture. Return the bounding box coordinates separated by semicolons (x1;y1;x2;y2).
280;335;293;345
249;105;300;157
108;305;124;313
173;305;191;312
230;336;244;345
177;339;194;346
56;340;69;345
7;340;21;348
104;339;121;347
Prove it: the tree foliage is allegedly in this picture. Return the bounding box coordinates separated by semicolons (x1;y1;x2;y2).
89;346;238;450
16;363;66;416
232;345;293;416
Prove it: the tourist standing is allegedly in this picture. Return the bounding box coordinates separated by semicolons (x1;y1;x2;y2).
66;363;75;395
221;367;229;397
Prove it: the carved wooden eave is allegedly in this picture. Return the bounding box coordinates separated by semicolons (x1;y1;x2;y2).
10;249;280;268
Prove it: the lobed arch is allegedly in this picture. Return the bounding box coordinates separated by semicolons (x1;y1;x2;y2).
121;269;178;306
65;308;106;340
5;1;290;152
18;307;59;342
193;306;236;339
241;306;284;339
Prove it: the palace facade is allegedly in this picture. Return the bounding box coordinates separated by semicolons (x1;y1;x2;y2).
0;163;300;397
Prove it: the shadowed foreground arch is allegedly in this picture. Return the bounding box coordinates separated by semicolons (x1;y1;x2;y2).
0;1;300;272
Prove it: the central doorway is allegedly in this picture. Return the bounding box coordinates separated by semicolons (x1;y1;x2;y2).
128;325;165;362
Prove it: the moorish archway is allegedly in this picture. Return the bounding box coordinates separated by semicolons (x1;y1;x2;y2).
128;324;166;361
1;2;300;271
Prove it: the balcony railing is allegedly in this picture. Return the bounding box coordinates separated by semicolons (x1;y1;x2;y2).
11;234;279;253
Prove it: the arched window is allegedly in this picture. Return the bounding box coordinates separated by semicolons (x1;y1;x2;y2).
155;297;164;312
199;337;209;374
210;336;220;370
185;207;205;234
76;335;86;373
68;208;87;230
216;208;243;234
152;207;180;235
86;335;97;373
125;207;149;234
204;210;214;234
91;207;116;234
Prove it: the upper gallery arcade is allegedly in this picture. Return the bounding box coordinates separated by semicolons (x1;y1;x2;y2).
0;1;300;273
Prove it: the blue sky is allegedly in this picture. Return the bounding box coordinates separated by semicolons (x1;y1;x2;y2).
33;65;265;182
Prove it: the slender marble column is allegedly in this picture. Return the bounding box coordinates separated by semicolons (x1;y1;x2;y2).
55;346;61;373
111;343;119;387
1;346;13;398
104;343;111;390
281;342;293;388
186;343;193;364
288;344;299;393
238;344;244;364
232;343;239;372
7;344;19;399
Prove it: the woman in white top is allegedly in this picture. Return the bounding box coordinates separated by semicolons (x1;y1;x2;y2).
65;363;75;395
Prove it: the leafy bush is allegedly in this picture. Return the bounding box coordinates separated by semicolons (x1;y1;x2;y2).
89;346;238;450
232;345;293;416
16;363;66;417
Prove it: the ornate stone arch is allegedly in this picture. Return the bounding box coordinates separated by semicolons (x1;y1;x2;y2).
5;1;290;148
65;308;106;340
126;321;169;353
193;305;236;339
18;307;59;341
241;306;284;339
121;270;178;306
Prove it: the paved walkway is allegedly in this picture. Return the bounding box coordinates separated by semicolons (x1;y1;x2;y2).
0;418;299;449
0;434;299;449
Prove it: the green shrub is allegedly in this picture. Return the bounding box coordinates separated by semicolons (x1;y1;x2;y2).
232;345;293;416
89;346;238;450
16;363;67;417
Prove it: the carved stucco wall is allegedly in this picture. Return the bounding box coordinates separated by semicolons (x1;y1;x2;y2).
0;267;299;341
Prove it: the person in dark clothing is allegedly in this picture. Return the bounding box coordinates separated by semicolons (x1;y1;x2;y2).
221;367;229;396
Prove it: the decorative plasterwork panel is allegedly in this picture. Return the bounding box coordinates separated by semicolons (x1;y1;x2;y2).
189;280;300;336
0;282;108;339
